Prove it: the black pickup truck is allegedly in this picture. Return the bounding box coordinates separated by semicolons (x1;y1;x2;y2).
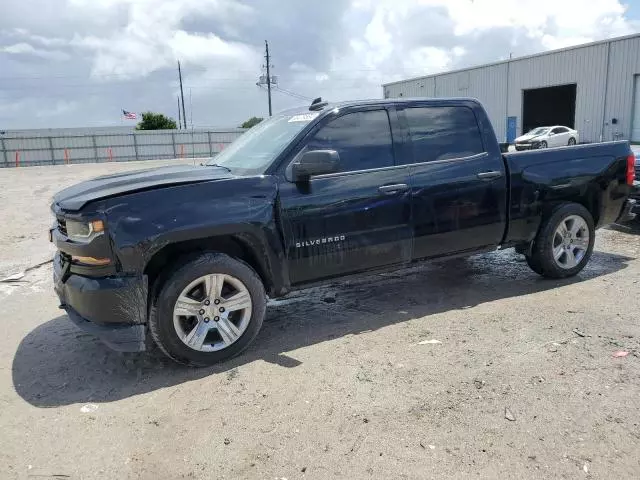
51;97;637;366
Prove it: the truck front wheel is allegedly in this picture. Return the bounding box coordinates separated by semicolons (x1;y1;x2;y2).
149;252;266;366
526;203;595;279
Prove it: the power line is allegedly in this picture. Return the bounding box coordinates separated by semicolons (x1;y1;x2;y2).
0;73;396;85
273;86;313;101
0;67;390;82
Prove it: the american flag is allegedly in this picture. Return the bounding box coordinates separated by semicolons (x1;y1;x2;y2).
122;109;137;120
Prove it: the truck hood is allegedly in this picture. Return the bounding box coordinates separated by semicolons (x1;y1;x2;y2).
54;164;234;211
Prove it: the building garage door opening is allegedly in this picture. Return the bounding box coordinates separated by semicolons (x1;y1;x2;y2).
522;84;577;135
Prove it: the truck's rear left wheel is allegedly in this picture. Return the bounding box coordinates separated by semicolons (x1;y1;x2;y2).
149;252;266;366
526;203;595;279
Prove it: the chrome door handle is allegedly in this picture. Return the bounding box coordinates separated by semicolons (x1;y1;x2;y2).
477;171;503;180
378;184;409;195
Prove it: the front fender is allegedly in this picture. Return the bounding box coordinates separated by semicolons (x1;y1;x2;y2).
103;176;289;291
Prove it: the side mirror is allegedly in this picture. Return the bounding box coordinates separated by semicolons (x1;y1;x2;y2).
549;132;555;136
291;150;340;182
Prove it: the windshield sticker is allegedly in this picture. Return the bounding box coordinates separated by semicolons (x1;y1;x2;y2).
288;113;319;123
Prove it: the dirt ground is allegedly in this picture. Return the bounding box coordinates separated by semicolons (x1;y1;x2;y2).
1;161;639;480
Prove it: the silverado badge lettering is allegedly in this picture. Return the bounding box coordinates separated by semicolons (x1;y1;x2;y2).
296;235;346;248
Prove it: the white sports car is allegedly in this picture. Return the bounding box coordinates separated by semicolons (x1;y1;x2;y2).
514;126;579;150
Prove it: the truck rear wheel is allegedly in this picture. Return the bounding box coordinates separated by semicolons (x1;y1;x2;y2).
526;203;595;279
149;252;266;366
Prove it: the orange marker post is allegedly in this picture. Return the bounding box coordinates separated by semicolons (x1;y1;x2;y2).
180;144;185;159
107;147;113;162
64;148;70;165
15;151;20;167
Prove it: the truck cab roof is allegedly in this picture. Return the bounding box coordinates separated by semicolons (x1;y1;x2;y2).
279;97;483;117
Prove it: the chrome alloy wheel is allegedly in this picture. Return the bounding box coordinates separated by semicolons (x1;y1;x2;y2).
552;215;590;269
173;274;252;352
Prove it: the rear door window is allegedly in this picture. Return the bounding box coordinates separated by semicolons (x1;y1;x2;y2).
306;110;394;173
404;106;484;164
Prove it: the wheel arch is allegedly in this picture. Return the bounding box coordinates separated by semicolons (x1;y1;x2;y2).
517;195;600;256
144;233;276;310
525;201;596;279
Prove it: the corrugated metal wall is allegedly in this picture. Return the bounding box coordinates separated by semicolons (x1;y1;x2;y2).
436;64;508;142
507;43;608;143
0;129;244;167
605;36;640;142
383;34;640;144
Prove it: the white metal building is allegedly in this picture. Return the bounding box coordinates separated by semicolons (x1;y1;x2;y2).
382;33;640;144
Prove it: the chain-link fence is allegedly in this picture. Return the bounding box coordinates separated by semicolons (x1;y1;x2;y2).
0;129;244;167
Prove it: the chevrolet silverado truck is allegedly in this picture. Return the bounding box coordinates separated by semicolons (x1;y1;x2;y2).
51;97;637;366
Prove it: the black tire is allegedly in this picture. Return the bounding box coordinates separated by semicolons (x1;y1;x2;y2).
568;137;576;146
149;252;266;367
526;203;595;279
539;141;548;149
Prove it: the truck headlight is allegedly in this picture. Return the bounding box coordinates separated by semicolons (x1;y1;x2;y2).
65;219;105;240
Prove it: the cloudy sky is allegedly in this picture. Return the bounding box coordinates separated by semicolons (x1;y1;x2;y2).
1;0;639;129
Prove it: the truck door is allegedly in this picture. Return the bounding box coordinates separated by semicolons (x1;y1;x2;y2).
398;104;507;259
277;107;412;285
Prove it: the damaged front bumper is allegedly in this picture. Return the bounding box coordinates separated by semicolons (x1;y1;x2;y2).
53;252;148;352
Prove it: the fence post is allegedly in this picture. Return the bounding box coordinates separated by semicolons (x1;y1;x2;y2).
47;136;55;165
92;135;99;162
207;131;213;156
132;133;139;161
171;131;177;158
0;137;7;167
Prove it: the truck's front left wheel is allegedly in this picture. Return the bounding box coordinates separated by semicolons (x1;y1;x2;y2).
149;253;266;366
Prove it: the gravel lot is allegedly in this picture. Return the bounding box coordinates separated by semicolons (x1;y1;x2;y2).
1;161;639;479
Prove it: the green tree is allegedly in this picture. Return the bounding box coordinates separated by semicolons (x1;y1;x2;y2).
240;116;263;129
136;112;177;130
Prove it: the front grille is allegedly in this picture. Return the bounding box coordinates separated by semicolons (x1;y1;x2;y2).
57;218;67;236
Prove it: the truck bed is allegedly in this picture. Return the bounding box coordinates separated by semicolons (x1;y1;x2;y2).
502;141;632;245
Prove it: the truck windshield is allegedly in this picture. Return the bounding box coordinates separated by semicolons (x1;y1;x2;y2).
206;112;318;174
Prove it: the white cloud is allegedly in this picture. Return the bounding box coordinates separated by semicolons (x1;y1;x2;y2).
66;0;260;78
0;97;78;118
333;0;635;76
2;42;39;54
0;0;637;128
1;42;69;60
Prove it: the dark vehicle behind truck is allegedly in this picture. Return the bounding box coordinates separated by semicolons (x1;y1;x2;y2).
51;97;637;366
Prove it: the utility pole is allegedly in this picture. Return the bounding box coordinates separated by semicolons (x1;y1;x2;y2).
256;41;277;116
178;60;188;129
265;41;272;116
177;95;182;130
